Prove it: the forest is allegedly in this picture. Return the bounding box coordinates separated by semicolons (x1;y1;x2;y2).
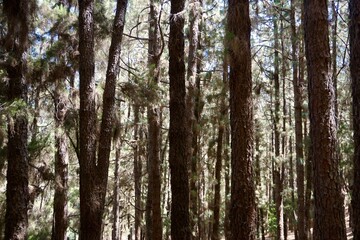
0;0;359;239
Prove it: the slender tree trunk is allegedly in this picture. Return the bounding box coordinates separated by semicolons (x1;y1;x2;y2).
187;1;202;238
4;0;30;238
227;0;256;239
304;122;313;239
133;106;143;240
350;0;360;238
331;0;338;123
169;0;190;238
273;4;284;239
78;0;128;238
52;81;69;240
304;0;346;238
211;107;225;240
291;0;306;239
112;144;121;240
280;16;289;240
224;126;230;240
147;1;162;239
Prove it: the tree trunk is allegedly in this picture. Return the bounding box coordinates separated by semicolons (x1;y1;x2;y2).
169;0;191;238
304;0;346;238
4;0;30;238
291;0;306;238
350;0;360;238
227;0;256;239
78;0;128;239
134;106;143;240
211;118;225;240
273;4;284;239
331;0;338;123
187;0;202;238
224;126;230;240
52;81;69;240
112;144;121;240
147;0;162;238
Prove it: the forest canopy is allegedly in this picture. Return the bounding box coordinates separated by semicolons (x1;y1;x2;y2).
0;0;358;239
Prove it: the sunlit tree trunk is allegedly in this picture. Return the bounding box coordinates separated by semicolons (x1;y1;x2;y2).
187;0;202;238
78;0;128;238
227;0;256;239
304;0;346;238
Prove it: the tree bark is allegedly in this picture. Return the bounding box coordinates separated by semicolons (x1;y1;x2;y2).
147;0;162;238
227;0;256;239
291;0;306;238
134;106;143;240
304;0;346;238
350;0;360;238
52;81;69;240
169;0;191;238
112;144;121;240
273;4;284;239
78;0;128;239
187;0;202;238
4;0;30;238
211;115;225;240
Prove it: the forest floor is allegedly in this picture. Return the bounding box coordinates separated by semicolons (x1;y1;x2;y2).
264;206;353;240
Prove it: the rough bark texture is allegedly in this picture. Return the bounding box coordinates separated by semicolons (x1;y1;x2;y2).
4;0;30;239
78;0;128;239
291;0;305;238
227;0;256;239
187;1;201;238
350;0;360;238
52;82;69;240
169;0;191;238
304;0;346;239
147;0;162;238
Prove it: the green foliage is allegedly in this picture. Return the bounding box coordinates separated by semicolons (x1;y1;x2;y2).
267;204;277;236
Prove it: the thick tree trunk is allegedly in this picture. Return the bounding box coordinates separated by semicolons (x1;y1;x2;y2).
4;0;30;238
227;0;256;239
169;0;191;238
350;0;360;238
147;0;162;238
52;82;69;240
304;0;346;239
78;0;128;239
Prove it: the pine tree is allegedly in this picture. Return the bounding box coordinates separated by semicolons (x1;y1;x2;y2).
227;0;256;239
304;0;346;238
